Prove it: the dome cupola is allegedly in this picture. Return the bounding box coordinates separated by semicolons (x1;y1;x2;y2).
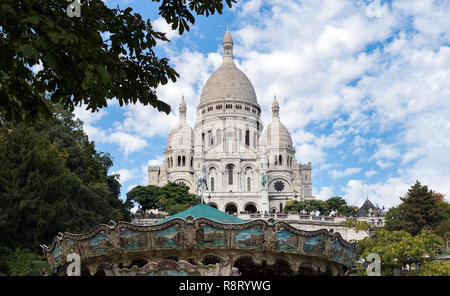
259;96;293;149
198;26;259;109
166;96;194;150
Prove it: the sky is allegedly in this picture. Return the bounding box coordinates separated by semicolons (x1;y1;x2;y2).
72;0;450;209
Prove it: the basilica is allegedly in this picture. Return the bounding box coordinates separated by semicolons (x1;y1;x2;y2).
148;28;314;214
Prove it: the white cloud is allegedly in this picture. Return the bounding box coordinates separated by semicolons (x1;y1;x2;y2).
330;167;362;179
314;186;335;201
113;168;135;184
365;170;378;178
153;17;180;41
342;178;410;208
108;132;148;156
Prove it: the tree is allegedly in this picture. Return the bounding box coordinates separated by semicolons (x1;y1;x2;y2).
385;181;442;236
384;206;403;231
341;218;373;236
399;181;441;235
126;182;201;215
5;248;38;276
412;260;450;276
325;196;347;213
0;105;129;254
0;0;235;123
357;229;443;276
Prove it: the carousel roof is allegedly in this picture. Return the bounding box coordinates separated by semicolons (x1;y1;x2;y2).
155;204;245;225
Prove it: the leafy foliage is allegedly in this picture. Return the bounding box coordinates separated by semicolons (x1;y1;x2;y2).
384;181;448;241
5;248;38;276
126;182;201;215
0;106;130;254
0;0;235;123
358;229;444;276
284;197;356;216
341;218;372;234
411;260;450;276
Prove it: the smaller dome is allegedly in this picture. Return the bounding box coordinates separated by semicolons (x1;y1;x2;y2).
259;120;293;149
259;96;293;149
166;122;194;150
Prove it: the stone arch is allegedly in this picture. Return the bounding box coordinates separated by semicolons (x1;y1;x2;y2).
243;202;258;213
224;202;238;214
173;179;193;191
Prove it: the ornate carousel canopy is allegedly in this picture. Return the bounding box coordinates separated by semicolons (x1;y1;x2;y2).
41;204;358;276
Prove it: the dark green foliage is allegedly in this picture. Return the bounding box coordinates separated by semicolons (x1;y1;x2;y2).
0;106;130;254
0;0;235;123
385;181;442;236
384;205;403;231
126;182;201;215
358;229;444;276
284;196;356;216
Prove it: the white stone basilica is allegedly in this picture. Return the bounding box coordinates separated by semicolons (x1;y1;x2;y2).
148;28;314;214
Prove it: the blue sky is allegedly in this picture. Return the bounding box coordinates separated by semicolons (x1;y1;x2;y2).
73;0;450;209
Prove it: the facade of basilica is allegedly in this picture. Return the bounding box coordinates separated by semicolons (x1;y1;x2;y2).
148;28;314;214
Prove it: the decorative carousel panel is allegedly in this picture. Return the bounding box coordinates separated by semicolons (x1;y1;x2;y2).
302;235;325;254
196;226;226;247
153;226;184;248
53;245;63;265
234;228;264;248
119;229;149;250
88;232;111;253
275;229;299;251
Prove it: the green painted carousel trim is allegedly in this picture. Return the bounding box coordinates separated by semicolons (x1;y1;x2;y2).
154;204;245;225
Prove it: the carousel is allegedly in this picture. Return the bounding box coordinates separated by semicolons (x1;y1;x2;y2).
41;204;358;276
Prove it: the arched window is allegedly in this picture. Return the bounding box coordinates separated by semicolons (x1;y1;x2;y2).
202;133;205;147
167;158;170;168
190;157;193;167
225;204;237;214
279;203;283;213
177;156;181;166
247;177;251;192
245;130;250;146
274;155;278;166
182;156;186;166
210;177;215;192
279;155;282;166
227;165;233;185
244;204;257;214
170;157;173;167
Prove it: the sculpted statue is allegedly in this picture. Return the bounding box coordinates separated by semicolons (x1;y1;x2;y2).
260;172;266;188
196;163;208;202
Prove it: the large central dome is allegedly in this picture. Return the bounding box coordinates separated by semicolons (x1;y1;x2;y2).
198;27;259;108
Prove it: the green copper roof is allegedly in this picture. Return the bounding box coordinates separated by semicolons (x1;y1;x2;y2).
155;204;245;225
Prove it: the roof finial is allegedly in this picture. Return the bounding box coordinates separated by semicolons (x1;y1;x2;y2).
179;95;187;118
222;25;234;63
272;95;280;118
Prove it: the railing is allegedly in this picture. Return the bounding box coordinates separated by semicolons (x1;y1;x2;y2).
132;214;385;227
